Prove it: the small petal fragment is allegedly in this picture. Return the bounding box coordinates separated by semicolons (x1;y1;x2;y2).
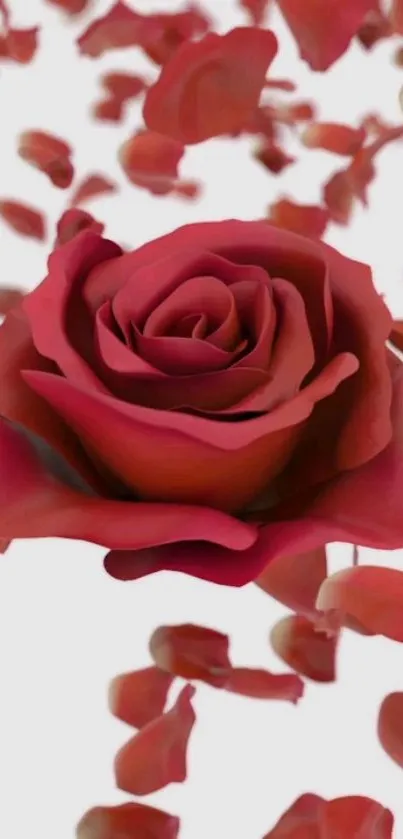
378;692;403;769
225;667;304;702
0;27;38;64
301;122;365;156
277;0;377;70
114;684;196;795
268;198;329;238
108;666;174;729
76;803;180;839
0;288;25;315
0;200;45;240
119;130;185;195
256;547;327;619
316;566;403;641
149;624;231;687
254;141;295;174
322;796;394;838
143;27;278;144
55;208;104;246
71;174;117;206
323;170;354;225
18;130;74;188
270;614;338;682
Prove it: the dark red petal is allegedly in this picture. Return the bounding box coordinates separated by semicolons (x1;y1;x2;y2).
0;200;45;240
46;0;90;13
316;566;403;641
119;130;185;195
108;667;174;728
301;122;365;156
391;0;403;33
71;174;117;206
256;547;327;619
143;27;278;144
55;208;104;246
2;28;38;63
225;667;304;702
254;141;295;174
93;97;124;122
0;288;25;315
378;692;403;769
357;8;392;49
322;797;394;838
263;794;325;838
270;614;338;682
322;169;354;225
240;0;272;26
18;130;74;189
114;684;196;795
76;803;180;839
277;0;377;70
149;624;231;687
268;199;329;239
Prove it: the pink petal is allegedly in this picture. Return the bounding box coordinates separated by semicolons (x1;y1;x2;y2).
108;667;174;728
225;667;304;702
270;614;338;682
76;803;180;839
149;624;231;687
256;547;327;619
277;0;377;70
0;200;45;240
316;566;403;641
114;684;196;795
378;692;403;769
143;27;278;144
71;174;117;206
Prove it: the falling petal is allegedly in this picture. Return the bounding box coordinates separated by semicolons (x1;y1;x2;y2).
263;793;325;838
76;803;180;839
256;547;328;619
71;174;117;206
119;130;185;195
0;200;45;240
149;624;231;687
270;614;338;682
322;796;394;838
18;130;74;189
268;198;329;238
378;692;403;769
225;667;304;702
108;666;174;729
301;122;365;156
55;208;104;246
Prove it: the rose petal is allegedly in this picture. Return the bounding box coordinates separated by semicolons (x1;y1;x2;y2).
18;130;74;189
77;1;145;57
316;566;403;641
114;684;196;795
390;320;403;353
173;179;200;199
301;123;365;156
76;803;180;839
378;692;403;769
46;0;89;13
143;27;278;144
139;6;212;67
71;175;117;207
256;547;327;619
0;0;9;27
108;667;174;728
270;614;338;682
0;27;38;63
102;70;148;99
149;624;231;687
240;0;272;26
263;794;325;838
254;141;295;174
268;199;329;239
224;667;304;702
0;200;45;240
55;209;104;246
322;797;394;838
93;97;124;122
277;0;377;71
356;7;392;49
0;288;25;315
323;169;354;225
119;130;185;195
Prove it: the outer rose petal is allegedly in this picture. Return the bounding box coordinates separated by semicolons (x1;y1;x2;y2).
108;667;174;728
377;692;403;769
143;27;278;144
224;667;304;702
149;624;231;687
322;797;394;838
263;793;325;838
256;547;327;618
0;200;45;240
316;566;403;641
55;208;104;246
76;803;180;839
114;684;195;795
0;417;257;563
277;0;377;71
270;614;338;682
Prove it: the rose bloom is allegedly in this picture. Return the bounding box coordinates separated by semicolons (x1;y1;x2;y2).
1;221;403;585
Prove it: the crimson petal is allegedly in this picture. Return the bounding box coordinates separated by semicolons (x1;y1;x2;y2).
108;667;174;728
149;624;231;687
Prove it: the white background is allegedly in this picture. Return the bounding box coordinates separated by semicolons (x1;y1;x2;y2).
1;1;403;837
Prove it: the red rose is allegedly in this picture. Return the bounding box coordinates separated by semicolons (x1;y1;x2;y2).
0;221;402;585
